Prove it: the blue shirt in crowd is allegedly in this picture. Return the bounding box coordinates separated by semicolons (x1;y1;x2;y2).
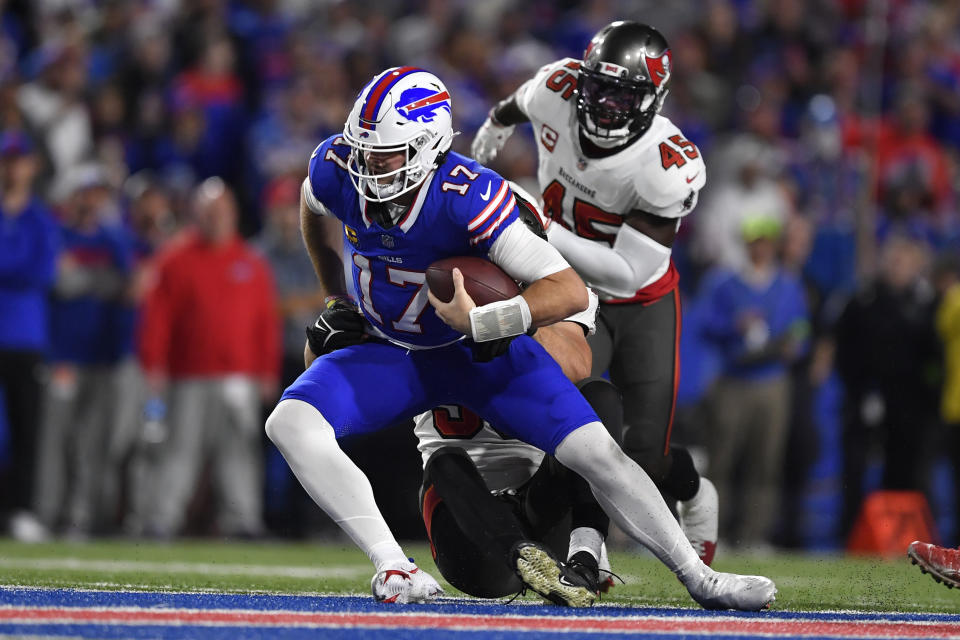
0;198;59;351
700;266;810;381
48;222;133;365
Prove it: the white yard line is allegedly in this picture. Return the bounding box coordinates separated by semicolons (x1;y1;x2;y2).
0;557;368;579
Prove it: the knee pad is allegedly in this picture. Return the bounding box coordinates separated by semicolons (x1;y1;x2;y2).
661;446;700;502
265;399;316;446
423;446;474;483
422;446;489;503
576;377;624;443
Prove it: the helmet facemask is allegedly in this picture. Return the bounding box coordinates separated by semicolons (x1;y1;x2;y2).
576;68;664;146
345;129;450;203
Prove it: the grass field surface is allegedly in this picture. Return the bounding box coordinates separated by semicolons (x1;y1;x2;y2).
0;538;955;613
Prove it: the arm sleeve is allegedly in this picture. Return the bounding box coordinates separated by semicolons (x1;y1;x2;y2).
546;221;672;298
488;219;570;283
491;94;529;126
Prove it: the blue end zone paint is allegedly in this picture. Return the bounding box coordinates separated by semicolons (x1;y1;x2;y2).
2;587;959;624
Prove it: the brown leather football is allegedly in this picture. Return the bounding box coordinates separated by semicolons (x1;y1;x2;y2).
426;256;520;305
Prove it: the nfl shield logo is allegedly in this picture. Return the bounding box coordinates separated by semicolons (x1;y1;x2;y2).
380;234;395;248
577;157;588;170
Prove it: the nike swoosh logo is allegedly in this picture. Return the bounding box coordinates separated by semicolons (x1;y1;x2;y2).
686;173;699;184
480;181;492;201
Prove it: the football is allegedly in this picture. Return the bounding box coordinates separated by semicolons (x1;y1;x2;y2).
426;256;520;305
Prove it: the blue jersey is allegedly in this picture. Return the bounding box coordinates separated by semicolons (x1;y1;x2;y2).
306;134;519;347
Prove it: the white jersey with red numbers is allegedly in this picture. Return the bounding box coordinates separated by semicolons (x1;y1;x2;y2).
415;290;599;493
514;58;706;303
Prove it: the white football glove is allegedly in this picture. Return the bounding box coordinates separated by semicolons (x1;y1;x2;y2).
471;116;515;165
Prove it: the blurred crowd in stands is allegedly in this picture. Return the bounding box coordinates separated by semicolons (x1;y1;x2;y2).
0;0;958;551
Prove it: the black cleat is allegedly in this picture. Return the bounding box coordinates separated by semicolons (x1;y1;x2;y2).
565;550;601;594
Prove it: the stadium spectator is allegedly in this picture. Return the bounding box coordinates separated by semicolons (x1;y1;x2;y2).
834;234;941;537
932;255;960;542
103;176;179;533
875;93;953;222
170;37;246;188
701;215;810;550
692;132;793;273
136;177;279;539
254;175;327;536
247;78;331;213
16;42;94;191
34;163;133;537
0;130;58;542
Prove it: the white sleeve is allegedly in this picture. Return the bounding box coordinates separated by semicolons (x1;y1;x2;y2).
301;177;330;216
547;222;672;299
488;219;570;283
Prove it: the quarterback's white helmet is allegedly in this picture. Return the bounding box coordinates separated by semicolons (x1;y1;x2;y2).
343;67;455;202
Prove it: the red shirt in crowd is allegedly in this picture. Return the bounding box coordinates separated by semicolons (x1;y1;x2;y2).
139;230;280;382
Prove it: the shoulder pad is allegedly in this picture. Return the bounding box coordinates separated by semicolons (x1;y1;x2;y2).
439;152;518;249
632;117;706;219
305;134;351;213
516;58;580;121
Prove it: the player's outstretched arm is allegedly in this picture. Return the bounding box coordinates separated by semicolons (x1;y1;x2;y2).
471;95;529;164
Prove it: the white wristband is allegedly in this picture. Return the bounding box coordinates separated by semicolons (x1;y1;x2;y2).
469;295;532;342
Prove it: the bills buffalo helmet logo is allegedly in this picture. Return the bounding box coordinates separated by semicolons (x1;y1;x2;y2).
395;87;451;123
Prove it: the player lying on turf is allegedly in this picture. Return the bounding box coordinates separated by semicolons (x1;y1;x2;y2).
415;187;613;606
265;65;776;610
472;21;719;565
908;540;960;589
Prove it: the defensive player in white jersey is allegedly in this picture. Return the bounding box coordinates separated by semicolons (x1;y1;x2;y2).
274;64;775;610
472;21;720;565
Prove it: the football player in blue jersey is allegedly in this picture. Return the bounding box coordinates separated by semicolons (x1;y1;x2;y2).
265;66;776;610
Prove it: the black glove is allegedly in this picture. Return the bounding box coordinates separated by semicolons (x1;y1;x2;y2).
469;337;514;363
468;325;536;363
306;297;368;357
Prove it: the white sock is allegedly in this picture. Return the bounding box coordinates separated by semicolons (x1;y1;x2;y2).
554;422;705;583
683;478;708;508
266;400;408;572
568;526;603;562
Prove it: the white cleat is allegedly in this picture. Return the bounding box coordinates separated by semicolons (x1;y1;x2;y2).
685;567;776;611
371;560;444;604
677;477;719;566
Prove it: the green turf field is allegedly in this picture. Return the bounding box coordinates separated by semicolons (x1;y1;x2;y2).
0;538;955;613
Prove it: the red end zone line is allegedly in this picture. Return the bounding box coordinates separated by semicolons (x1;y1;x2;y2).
1;607;959;638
